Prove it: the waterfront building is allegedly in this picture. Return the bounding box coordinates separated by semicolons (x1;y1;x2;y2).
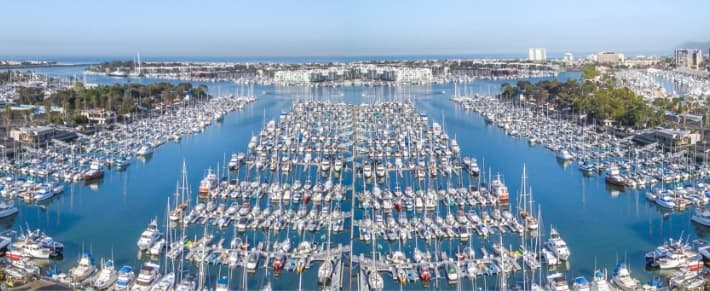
675;48;704;70
9;126;55;144
528;48;547;62
82;108;117;125
273;65;432;85
597;51;625;65
624;56;661;68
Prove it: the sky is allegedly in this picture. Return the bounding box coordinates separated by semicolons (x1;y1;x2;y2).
1;0;709;58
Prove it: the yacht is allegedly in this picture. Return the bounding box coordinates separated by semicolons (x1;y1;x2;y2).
198;169;218;196
33;186;54;201
136;145;153;156
445;262;458;282
611;263;639;291
137;218;162;251
0;199;18;218
544;227;570;261
572;276;590;291
131;262;161;291
490;174;509;203
368;271;384;290
150;272;175;291
546;272;570;291
114;265;136;290
657;252;703;270
228;153;240;169
69;252;97;282
691;207;710;226
318;260;333;284
93;259;118;289
84;161;105;181
590;270;612;291
557;149;574;161
655;193;676;209
174;274;197;291
605;166;626;186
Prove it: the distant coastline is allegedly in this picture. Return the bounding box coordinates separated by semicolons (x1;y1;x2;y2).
0;63;90;70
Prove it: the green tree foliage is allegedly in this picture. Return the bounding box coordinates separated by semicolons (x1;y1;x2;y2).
582;64;598;80
501;79;661;128
44;82;204;114
17;86;44;104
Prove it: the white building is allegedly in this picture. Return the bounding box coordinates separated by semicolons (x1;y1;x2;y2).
273;70;312;85
675;48;704;70
528;48;547;62
597;52;625;65
393;68;433;84
563;52;574;63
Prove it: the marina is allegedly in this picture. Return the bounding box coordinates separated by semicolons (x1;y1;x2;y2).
0;65;709;290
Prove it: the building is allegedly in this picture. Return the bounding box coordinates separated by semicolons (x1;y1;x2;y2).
597;52;625;65
563;52;574;63
82;108;116;124
528;48;547;62
624;56;661;68
9;126;55;144
674;48;703;70
654;129;699;148
393;67;433;84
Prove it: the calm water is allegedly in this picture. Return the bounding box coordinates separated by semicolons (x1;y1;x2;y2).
2;67;702;289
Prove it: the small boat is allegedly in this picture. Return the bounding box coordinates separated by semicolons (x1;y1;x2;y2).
150;272;175;291
93;259;118;289
368;271;384;290
0;199;19;218
318;260;333;284
655;194;676;209
572;276;590;291
136;145;153;157
557;149;574;161
174;273;197;291
445;262;458;282
69;252;97;282
215;276;230;291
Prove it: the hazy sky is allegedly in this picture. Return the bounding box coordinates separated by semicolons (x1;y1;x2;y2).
2;0;709;57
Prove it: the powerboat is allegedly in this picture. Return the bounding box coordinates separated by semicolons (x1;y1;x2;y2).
93;259;118;289
611;263;639;291
545;227;570;261
69;252;97;282
546;272;570;291
0;199;18;218
131;262;161;291
137;218;162;251
691;207;710;226
114;265;136;290
150;272;175;291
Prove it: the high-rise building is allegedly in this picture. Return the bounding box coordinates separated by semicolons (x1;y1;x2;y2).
675;48;703;70
528;48;547;62
597;52;624;65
